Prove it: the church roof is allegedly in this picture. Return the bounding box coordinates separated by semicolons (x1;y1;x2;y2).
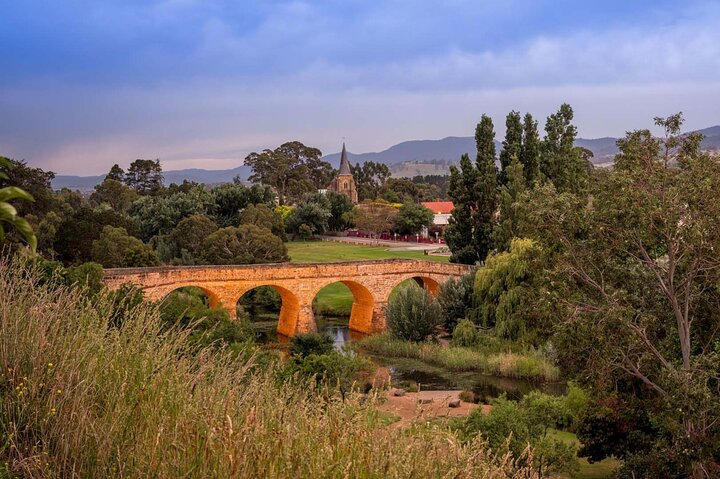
338;143;352;175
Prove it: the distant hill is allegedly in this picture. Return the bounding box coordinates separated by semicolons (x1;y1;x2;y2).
52;126;720;191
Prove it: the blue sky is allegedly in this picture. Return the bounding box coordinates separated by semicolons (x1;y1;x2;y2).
2;0;719;174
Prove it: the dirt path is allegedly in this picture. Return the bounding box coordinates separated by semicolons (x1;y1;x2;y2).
377;390;490;428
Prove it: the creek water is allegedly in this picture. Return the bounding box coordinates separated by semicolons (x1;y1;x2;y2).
251;316;564;401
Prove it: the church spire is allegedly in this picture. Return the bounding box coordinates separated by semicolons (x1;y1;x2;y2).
338;142;352;175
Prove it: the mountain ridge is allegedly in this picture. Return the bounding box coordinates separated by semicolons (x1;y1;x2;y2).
52;126;720;191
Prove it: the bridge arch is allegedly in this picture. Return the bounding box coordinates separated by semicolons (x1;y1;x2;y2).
236;284;301;338
311;280;376;335
157;284;222;309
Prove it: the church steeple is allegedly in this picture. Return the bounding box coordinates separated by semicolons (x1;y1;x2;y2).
338;142;352;175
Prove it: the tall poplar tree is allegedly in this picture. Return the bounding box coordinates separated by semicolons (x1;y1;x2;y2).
499;111;522;186
492;157;525;252
445;154;477;264
473;114;498;263
540;103;587;193
520;113;540;185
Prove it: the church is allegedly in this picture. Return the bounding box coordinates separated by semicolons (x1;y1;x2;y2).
326;143;358;204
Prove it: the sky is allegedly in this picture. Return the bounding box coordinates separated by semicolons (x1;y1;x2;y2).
1;0;719;175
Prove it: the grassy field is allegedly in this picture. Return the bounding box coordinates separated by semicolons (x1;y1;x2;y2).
287;240;450;263
289;241;449;315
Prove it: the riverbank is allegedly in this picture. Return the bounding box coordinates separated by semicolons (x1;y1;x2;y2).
356;333;560;381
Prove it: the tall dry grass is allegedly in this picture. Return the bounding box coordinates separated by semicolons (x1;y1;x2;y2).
0;263;541;478
357;334;560;381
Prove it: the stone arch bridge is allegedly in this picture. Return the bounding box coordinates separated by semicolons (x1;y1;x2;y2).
104;259;471;337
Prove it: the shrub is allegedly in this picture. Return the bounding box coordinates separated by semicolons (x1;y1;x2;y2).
201;224;288;264
451;319;480;348
438;272;475;332
386;283;442;342
458;393;578;476
289;332;334;359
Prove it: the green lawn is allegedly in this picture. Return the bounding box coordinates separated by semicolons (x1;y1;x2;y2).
286;240;450;263
288;241;447;315
548;429;620;479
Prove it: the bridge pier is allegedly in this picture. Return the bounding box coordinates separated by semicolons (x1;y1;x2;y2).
295;304;318;335
371;301;388;333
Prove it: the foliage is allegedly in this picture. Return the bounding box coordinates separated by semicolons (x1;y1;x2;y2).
212;182;274;227
287;350;372;399
0;157;55;218
201;224;288;264
244;141;330;205
353;199;398;239
385;282;442;342
324;191;355;231
91;225;159;268
473;238;546;342
492;157;526;252
520;113;541;185
539;104;588;193
124;158;163;195
450;319;481;348
394;201;433;235
0;157;37;251
90;178;138;212
54;207;135;264
289;332;335;358
458;392;578;476
162;213;219;263
445;114;497;264
499;110;523;186
129;185;215;241
437;272;475;332
284;193;332;238
105;164;124;181
528;113;720;476
1;265;540;478
350;161;390;201
240;203;286;241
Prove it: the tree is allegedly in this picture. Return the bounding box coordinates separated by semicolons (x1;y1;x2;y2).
534;114;720;476
394;201;433;235
284;194;332;238
499;111;522;186
54;207;135;264
239;203;286;240
91;226;159;268
124;159;163;195
446;115;498;265
438;272;476;333
167;214;219;260
351;161;391;201
540;104;587;193
129;186;215;241
353;200;398;241
0;157;55;218
520;113;540;185
212;183;274;227
325;191;355;232
473;238;548;343
244;141;327;205
382;177;417;203
90;178;139;212
106;164;125;181
0;157;36;251
492;157;526;252
386;282;443;342
201;225;288;264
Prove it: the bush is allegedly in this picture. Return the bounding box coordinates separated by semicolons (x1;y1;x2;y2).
438;272;475;332
289;332;334;359
450;319;480;348
201;224;288;264
386;283;442;342
458;393;578;476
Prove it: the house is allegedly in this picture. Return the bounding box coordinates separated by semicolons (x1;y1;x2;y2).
421;201;454;227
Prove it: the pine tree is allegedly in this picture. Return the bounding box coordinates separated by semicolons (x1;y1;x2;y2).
520;113;540;186
473;114;498;263
499;111;522;186
492;157;526;252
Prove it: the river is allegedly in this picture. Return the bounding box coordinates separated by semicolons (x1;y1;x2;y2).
250;316;564;400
